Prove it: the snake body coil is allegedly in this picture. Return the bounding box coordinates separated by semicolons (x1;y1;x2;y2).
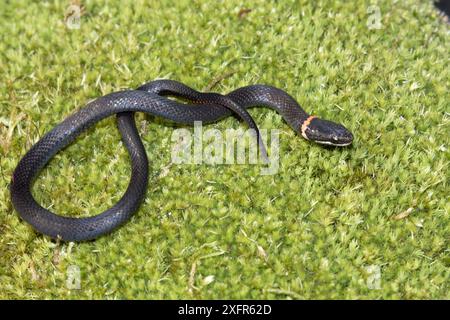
10;80;353;241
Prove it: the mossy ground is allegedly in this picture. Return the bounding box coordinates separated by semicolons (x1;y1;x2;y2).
0;0;448;299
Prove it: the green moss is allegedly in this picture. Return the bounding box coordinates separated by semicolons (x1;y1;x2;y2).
0;0;448;299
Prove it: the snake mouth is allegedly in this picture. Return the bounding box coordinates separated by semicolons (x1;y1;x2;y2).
315;139;353;147
317;130;354;146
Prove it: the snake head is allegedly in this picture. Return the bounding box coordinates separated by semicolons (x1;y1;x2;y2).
301;116;353;146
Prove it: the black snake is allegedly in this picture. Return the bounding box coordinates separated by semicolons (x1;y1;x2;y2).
10;80;353;241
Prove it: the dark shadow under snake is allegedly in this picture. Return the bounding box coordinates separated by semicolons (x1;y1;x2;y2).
10;80;353;241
